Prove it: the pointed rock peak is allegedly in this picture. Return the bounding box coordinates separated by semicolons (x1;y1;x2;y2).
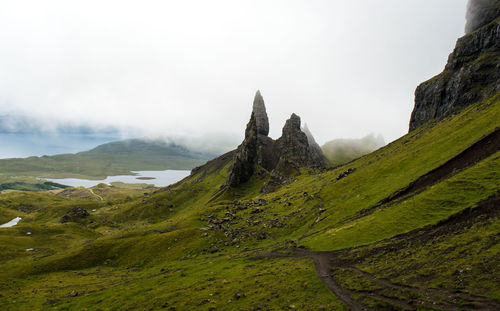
302;123;318;146
282;113;301;133
252;90;269;136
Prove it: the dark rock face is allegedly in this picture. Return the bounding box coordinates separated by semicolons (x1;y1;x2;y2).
226;113;259;187
252;90;269;136
465;0;500;33
302;123;327;167
409;4;500;132
225;92;326;189
277;114;321;168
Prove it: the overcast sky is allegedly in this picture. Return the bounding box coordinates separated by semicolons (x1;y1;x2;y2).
0;0;468;145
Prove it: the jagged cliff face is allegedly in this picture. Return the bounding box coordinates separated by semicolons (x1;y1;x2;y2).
466;0;500;32
225;113;259;187
409;0;500;131
225;92;326;189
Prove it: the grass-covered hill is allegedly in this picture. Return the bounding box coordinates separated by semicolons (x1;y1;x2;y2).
0;139;216;190
0;92;498;310
321;134;385;166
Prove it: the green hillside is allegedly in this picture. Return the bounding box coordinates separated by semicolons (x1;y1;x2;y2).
0;139;216;190
0;93;498;310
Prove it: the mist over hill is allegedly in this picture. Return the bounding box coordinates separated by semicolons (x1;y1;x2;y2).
321;134;385;166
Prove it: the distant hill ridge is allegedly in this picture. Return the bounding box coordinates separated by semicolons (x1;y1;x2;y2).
0;138;217;184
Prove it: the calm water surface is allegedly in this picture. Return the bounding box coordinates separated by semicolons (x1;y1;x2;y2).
43;170;191;188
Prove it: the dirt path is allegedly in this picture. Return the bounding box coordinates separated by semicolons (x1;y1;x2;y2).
88;189;103;201
260;246;500;311
260;250;369;310
257;195;500;310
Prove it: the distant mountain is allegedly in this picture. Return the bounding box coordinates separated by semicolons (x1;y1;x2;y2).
0;114;120;135
322;134;385;166
0;138;217;182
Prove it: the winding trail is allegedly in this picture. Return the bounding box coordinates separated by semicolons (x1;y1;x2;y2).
88;189;103;201
259;249;368;310
259;247;500;311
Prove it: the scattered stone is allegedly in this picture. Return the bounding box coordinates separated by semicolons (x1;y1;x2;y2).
336;168;356;181
60;206;90;223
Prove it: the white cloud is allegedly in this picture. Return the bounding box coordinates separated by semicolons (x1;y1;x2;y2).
0;0;468;144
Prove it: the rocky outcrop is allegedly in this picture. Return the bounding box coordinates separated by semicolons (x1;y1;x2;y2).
226;113;259;187
465;0;500;33
252;90;269;136
276;114;322;168
225;92;325;189
60;206;90;223
302;123;327;167
409;0;500;131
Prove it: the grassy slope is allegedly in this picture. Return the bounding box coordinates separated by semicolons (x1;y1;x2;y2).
0;94;498;309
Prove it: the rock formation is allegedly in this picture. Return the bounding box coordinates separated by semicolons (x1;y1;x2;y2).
465;0;500;33
225;92;326;189
302;123;327;167
409;0;500;131
226;113;259;187
252;90;269;136
276;114;320;168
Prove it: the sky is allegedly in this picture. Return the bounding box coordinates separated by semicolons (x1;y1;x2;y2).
0;0;469;147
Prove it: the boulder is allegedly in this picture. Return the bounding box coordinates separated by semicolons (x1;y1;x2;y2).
60;206;90;223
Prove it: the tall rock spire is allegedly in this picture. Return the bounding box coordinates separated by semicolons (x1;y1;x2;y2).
226;92;325;189
252;90;270;136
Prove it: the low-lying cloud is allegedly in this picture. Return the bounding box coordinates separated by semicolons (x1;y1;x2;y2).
0;0;468;145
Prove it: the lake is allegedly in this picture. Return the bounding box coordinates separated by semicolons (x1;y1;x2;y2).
43;170;191;188
0;133;120;159
0;217;22;228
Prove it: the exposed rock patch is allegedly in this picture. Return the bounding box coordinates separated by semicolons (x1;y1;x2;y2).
60;206;90;223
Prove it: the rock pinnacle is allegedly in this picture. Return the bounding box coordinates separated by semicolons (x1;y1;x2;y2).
252;90;270;136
